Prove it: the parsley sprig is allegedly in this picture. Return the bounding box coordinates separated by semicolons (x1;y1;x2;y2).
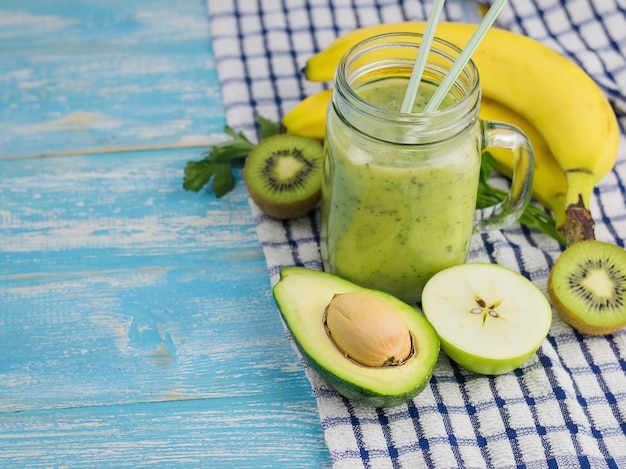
183;116;279;197
183;117;564;245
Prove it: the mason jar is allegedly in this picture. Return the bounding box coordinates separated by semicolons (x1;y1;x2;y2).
320;32;533;303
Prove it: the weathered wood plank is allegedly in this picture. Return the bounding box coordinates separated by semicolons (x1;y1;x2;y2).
0;141;329;467
0;396;331;468
0;0;331;466
0;149;258;275
0;0;223;157
0;148;312;409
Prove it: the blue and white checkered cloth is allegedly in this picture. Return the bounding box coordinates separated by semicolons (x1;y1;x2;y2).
207;1;626;467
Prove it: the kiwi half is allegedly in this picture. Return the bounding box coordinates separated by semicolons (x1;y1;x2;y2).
243;134;323;220
548;240;626;335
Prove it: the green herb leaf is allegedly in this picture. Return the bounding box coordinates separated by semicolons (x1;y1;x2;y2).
183;115;280;197
183;160;217;193
257;115;281;138
478;152;567;245
203;126;254;164
479;151;498;187
212;163;236;198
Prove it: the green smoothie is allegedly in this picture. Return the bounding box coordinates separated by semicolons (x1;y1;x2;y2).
321;79;481;303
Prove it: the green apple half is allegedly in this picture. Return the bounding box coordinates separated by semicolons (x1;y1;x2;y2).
421;263;552;375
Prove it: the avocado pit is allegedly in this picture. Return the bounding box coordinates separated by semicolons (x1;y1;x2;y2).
323;292;415;367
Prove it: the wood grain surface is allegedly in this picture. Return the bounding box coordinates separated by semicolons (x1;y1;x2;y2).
0;0;331;467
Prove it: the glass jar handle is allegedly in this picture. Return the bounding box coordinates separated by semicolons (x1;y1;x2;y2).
474;120;534;232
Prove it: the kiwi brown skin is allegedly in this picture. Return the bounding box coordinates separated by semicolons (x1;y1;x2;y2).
246;185;321;220
547;240;626;335
243;134;323;220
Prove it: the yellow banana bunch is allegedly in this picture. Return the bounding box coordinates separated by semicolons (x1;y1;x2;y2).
289;21;619;244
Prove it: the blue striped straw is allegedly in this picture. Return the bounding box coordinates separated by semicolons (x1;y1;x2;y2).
424;0;509;112
400;0;446;113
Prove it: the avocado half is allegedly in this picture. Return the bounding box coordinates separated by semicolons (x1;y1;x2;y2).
272;267;440;408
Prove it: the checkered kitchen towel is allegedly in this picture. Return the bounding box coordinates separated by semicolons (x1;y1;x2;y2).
207;1;626;467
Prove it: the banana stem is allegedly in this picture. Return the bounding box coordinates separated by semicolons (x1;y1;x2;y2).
559;171;597;245
558;195;596;245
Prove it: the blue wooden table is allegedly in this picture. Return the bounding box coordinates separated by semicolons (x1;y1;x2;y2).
0;1;331;466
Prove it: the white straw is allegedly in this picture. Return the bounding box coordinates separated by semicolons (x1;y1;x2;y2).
400;0;446;113
423;0;508;113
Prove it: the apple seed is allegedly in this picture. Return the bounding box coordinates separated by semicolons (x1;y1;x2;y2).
470;297;502;323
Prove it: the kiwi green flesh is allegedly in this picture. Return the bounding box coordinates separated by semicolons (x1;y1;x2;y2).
243;134;323;219
548;240;626;335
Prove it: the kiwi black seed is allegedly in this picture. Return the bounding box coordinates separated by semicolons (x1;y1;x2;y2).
548;240;626;335
243;134;324;220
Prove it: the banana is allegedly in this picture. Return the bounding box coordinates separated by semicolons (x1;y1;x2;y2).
300;21;619;243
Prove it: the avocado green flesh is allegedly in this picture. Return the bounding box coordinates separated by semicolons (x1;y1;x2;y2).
272;267;440;408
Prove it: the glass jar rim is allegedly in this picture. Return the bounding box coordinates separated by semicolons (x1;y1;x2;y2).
333;31;481;143
335;31;480;121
